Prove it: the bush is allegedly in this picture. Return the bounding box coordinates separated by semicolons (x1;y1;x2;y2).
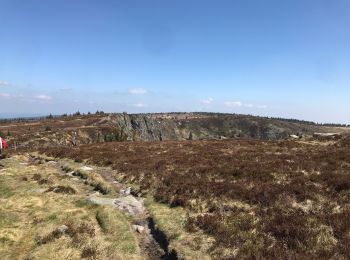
46;114;54;119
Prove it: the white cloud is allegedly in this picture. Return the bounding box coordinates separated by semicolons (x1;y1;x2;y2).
255;104;268;109
0;93;10;98
202;97;214;104
35;95;53;101
133;103;148;108
0;81;10;86
128;88;147;95
224;101;267;109
224;101;243;107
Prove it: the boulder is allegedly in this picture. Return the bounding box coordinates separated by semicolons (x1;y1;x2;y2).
114;195;144;216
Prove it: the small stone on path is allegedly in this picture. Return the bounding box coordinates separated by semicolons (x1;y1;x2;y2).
80;166;93;171
132;225;145;233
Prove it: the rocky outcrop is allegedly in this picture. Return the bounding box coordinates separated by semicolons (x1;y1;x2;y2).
5;112;344;150
106;113;330;141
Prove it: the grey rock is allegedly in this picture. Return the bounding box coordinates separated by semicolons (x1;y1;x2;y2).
86;196;116;206
47;161;57;165
114;195;144;216
80;166;93;171
66;171;75;177
120;187;131;195
132;225;145;233
57;225;69;234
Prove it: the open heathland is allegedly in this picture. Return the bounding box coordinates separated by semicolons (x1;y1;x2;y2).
41;134;350;259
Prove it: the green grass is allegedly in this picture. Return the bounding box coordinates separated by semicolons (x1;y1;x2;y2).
0;177;15;198
95;206;138;254
45;213;57;222
0;155;142;260
0;209;19;229
74;198;91;208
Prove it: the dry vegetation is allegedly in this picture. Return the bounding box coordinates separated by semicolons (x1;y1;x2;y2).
42;134;350;259
0;155;141;259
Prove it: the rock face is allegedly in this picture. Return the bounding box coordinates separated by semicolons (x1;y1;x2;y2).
105;113;334;141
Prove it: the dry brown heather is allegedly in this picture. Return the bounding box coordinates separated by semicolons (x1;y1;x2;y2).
41;135;350;259
0;114;112;144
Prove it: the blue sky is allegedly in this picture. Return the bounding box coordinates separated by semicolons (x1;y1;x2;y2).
0;0;349;123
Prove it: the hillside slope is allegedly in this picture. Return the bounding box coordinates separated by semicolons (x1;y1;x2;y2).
0;112;346;150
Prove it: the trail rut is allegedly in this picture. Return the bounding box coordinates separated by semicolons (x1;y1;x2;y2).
29;153;178;260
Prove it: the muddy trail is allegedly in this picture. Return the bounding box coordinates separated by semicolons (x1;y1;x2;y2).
28;153;179;260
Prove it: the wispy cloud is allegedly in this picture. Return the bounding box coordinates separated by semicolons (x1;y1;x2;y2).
224;101;243;107
133;103;148;108
224;101;267;109
0;93;54;102
0;93;11;98
202;97;214;104
35;95;53;101
128;88;147;95
0;81;10;86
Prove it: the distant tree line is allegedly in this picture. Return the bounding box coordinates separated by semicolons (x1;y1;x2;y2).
267;117;349;127
0;110;105;124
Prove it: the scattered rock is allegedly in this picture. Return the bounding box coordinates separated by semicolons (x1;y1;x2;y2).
47;161;57;165
57;225;69;234
290;134;300;139
86;196;116;206
30;188;47;194
313;132;340;137
120;187;131;195
66;171;75;177
132;224;145;233
80;166;93;171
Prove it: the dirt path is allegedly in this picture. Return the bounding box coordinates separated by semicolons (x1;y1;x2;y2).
28;153;177;260
0;155;143;259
